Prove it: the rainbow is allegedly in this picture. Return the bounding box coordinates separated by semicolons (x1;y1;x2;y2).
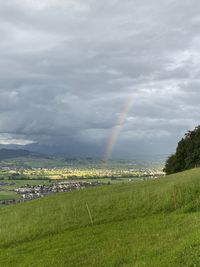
103;97;133;162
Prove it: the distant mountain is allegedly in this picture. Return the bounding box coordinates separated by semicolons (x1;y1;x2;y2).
0;149;49;161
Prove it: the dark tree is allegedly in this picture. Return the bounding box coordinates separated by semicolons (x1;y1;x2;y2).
164;126;200;174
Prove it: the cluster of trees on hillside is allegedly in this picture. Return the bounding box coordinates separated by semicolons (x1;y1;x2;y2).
164;126;200;174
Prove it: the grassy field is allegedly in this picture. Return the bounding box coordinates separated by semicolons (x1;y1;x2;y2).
1;168;200;266
0;191;20;200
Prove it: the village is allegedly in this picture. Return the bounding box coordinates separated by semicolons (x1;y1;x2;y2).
0;180;105;205
0;164;165;205
13;180;104;201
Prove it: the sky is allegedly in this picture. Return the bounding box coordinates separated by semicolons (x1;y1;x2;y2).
0;0;200;158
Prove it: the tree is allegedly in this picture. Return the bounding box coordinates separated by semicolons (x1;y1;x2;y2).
164;126;200;174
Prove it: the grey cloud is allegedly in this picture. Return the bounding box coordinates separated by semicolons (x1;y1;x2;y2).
0;0;200;157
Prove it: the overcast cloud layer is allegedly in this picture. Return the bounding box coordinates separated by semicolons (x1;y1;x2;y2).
0;0;200;158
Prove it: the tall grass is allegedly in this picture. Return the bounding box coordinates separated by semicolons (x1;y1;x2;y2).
1;168;200;266
0;168;200;248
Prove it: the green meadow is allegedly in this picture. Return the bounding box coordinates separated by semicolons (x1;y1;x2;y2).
0;191;20;200
1;168;200;266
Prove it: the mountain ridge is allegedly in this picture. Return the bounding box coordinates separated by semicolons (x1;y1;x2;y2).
0;148;49;161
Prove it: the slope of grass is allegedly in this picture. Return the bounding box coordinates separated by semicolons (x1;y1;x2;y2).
1;168;200;266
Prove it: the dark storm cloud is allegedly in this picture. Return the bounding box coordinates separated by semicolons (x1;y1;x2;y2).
0;0;200;156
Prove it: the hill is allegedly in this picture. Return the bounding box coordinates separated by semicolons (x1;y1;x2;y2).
0;148;49;161
1;169;200;266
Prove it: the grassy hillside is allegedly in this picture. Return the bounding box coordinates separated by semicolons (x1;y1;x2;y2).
1;169;200;266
